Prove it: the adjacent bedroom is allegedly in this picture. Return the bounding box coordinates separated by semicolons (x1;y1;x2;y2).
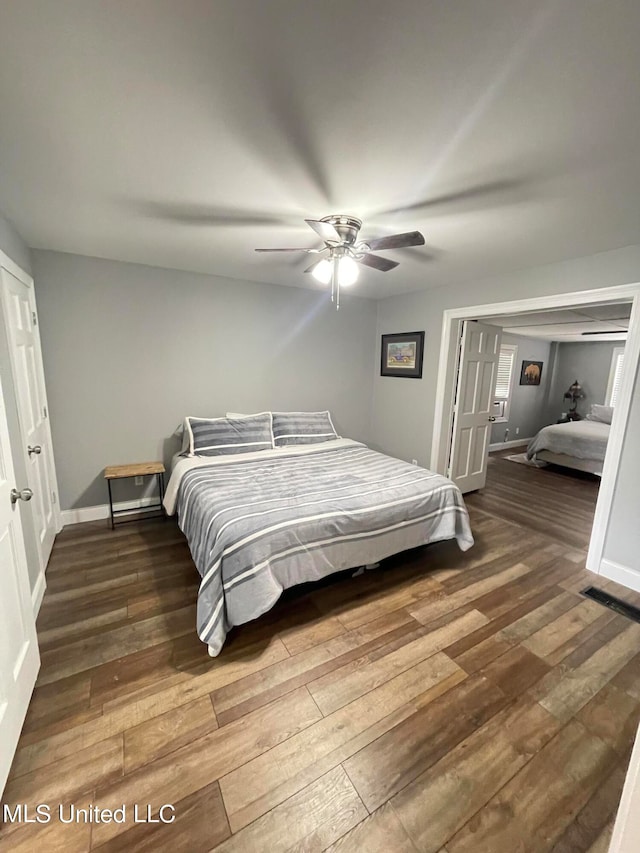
451;302;630;551
1;3;640;853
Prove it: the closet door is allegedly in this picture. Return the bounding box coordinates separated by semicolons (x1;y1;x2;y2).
0;369;40;794
1;264;60;579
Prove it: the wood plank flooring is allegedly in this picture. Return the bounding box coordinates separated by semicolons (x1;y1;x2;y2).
1;453;639;852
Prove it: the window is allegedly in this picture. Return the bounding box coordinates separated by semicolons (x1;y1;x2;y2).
606;346;625;408
493;343;517;423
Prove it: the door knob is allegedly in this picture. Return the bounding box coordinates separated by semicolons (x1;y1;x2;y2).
10;488;33;504
488;416;496;422
28;445;42;456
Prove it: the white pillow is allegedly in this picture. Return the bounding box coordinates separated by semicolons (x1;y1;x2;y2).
586;404;614;424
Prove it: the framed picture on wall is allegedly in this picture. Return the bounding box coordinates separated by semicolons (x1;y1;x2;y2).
380;331;425;378
519;360;544;386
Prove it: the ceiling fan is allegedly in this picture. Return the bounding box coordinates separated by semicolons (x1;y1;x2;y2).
255;214;425;308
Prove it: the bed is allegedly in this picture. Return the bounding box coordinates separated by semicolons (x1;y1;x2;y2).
163;437;473;656
526;418;611;476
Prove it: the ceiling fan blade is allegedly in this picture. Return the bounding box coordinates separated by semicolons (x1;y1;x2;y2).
357;253;400;272
305;219;341;243
365;231;425;251
133;201;296;227
254;247;317;253
377;179;524;218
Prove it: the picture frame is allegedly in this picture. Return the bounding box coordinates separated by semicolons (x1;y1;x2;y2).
519;360;543;386
380;331;425;379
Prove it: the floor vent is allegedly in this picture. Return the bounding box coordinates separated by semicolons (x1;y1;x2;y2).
581;586;640;625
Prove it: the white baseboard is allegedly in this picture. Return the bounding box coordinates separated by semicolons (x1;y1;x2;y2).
597;558;640;594
31;570;46;616
489;438;533;452
61;496;162;526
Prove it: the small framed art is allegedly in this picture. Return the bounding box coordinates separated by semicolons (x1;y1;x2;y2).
380;331;425;379
519;360;543;386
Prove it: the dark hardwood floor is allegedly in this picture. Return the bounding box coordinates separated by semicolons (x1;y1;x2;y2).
466;449;601;552
1;453;638;852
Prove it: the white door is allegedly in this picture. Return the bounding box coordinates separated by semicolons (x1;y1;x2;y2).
0;372;40;795
1;267;58;571
448;320;501;493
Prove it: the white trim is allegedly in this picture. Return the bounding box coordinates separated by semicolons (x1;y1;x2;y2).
488;438;532;452
198;441;272;451
597;558;640;595
0;247;31;283
589;294;640;573
430;282;640;581
31;570;46;616
61;496;162;526
609;721;640;853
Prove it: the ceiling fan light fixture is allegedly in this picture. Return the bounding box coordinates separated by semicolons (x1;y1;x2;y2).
256;214;424;309
338;256;359;286
311;255;359;287
311;258;332;284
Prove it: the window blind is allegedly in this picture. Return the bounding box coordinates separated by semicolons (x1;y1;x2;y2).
609;350;625;407
495;345;516;399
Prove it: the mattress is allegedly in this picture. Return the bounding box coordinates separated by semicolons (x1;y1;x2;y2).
534;451;603;476
526;420;610;463
163;439;474;655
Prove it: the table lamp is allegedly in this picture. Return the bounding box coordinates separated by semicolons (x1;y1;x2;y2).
563;380;585;420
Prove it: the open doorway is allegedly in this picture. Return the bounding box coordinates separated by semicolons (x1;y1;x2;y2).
453;301;630;552
430;283;640;582
484;301;629;467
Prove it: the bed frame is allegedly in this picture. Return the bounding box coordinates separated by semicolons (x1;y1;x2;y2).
534;450;603;477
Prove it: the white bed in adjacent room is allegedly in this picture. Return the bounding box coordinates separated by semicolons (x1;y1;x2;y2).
526;407;613;476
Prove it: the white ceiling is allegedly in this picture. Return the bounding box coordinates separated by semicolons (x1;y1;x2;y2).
1;1;640;298
483;302;631;342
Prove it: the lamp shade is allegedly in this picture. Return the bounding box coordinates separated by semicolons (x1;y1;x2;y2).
564;380;585;400
338;256;358;286
311;258;332;284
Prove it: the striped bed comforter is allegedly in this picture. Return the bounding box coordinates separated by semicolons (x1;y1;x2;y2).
163;439;474;655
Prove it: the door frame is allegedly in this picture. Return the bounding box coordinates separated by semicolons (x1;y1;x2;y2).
0;247;62;607
609;721;640;852
430;282;640;578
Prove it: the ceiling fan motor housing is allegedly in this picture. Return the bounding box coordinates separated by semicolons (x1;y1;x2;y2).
320;214;362;245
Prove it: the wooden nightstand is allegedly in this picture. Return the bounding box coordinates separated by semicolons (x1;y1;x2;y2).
104;461;165;529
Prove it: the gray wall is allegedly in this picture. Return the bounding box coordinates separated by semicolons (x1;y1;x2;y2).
32;250;378;510
549;341;622;420
371;243;640;576
0;211;40;591
490;332;552;445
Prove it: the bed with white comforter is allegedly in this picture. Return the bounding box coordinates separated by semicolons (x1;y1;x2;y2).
526;419;610;473
163;439;473;656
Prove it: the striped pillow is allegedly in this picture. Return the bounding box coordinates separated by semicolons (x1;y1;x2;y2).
272;411;339;447
185;413;273;456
